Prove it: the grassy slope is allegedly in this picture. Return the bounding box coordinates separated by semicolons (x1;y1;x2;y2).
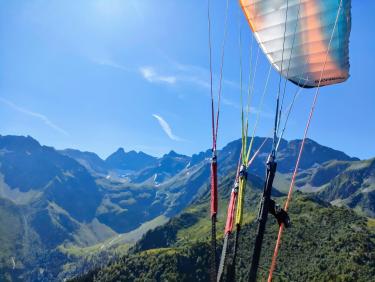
0;198;25;282
0;198;44;282
275;158;375;218
72;171;375;282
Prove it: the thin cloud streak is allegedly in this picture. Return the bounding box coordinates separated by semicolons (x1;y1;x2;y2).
92;57;237;90
93;59;178;85
152;114;183;141
138;63;238;90
140;67;177;84
92;58;271;117
0;98;69;136
93;58;132;72
173;62;239;90
221;98;273;119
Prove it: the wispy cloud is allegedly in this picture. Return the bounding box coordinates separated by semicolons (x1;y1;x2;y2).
174;62;243;90
139;64;208;88
92;57;238;90
221;97;240;109
0;98;69;136
93;59;178;85
173;63;211;89
152;114;183;141
138;63;232;90
139;67;177;84
92;58;273;118
92;58;132;72
221;97;273;119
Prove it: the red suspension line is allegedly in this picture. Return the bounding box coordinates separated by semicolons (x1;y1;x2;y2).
267;1;344;280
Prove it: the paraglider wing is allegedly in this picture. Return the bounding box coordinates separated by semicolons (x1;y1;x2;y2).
239;0;351;88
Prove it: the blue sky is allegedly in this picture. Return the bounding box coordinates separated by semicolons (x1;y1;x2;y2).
0;0;374;160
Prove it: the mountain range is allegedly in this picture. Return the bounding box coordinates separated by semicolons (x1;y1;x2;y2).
0;134;373;281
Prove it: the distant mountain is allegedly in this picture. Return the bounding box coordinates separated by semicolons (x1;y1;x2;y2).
317;158;375;217
217;137;358;178
190;149;211;167
133;150;191;184
105;148;157;171
0;136;108;280
0;136;211;280
276;138;359;172
60;149;108;175
0;135;101;222
275;157;375;217
0;134;372;281
62;137;358;186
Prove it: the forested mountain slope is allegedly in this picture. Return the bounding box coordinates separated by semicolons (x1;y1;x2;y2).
73;173;375;282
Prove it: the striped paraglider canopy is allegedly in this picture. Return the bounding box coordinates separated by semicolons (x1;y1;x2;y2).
239;0;351;88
